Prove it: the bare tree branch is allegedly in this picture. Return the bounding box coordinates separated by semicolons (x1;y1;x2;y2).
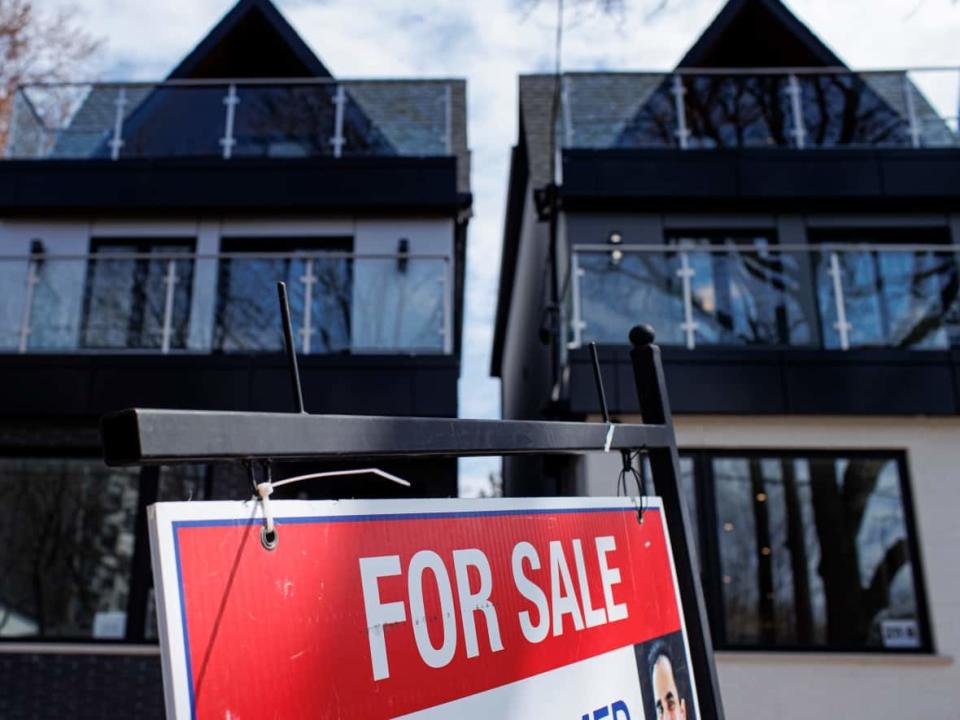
0;0;103;149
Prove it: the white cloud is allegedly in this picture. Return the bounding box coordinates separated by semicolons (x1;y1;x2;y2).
45;0;960;494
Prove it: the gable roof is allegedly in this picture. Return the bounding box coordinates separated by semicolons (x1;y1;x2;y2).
168;0;331;79
678;0;844;69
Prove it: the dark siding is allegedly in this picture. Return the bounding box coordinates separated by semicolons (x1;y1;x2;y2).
561;149;960;211
0;354;459;420
0;157;461;216
0;653;163;719
566;346;960;417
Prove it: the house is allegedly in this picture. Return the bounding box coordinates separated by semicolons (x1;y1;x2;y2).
492;0;959;716
0;0;470;715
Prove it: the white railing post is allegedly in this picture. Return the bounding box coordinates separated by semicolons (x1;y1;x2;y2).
561;75;574;149
5;89;23;158
671;75;690;149
568;252;585;349
901;72;922;149
17;257;40;353
330;85;346;158
787;74;807;149
299;257;316;354
828;250;852;350
441;258;453;354
109;87;127;160
677;250;697;350
160;258;179;354
220;84;239;159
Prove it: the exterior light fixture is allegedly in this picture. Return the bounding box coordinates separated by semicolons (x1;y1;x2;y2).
608;231;623;266
30;238;45;269
397;237;409;273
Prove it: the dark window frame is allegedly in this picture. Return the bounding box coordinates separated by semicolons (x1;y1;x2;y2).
680;447;934;654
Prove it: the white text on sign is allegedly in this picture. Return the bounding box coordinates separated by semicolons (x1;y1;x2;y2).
358;536;629;681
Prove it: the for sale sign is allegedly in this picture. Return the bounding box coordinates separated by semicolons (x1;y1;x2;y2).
149;497;702;720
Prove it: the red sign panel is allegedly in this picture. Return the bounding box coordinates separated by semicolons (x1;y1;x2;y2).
149;498;701;719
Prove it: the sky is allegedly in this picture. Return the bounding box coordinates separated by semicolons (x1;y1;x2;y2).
47;0;960;495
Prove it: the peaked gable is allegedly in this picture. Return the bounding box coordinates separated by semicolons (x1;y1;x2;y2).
168;0;331;79
678;0;844;68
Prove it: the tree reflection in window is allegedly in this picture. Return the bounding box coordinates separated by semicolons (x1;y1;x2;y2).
711;453;923;650
575;233;815;347
614;72;919;149
213;239;351;353
814;231;960;350
78;241;194;351
0;458;140;639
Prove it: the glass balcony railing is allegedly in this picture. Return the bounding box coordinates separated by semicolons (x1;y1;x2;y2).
566;243;960;351
5;79;457;160
0;251;452;354
558;68;960;151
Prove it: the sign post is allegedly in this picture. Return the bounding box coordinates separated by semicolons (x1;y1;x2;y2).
102;324;726;720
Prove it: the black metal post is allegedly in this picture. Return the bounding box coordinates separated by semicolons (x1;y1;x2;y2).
628;325;726;720
125;465;159;642
589;342;610;424
277;281;306;414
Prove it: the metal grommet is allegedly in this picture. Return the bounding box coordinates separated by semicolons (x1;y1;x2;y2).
260;525;278;551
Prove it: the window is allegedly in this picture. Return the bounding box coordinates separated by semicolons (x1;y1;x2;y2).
812;229;960;350
681;450;930;652
666;232;813;347
78;238;195;351
213;237;352;353
0;457;141;639
0;457;211;643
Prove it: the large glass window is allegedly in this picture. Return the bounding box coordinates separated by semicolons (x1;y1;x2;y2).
213;237;352;353
668;233;814;347
682;450;929;652
77;239;194;351
0;457;140;639
813;230;960;350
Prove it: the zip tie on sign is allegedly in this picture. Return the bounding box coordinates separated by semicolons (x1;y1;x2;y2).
603;423;616;453
256;481;278;551
271;468;411;489
253;467;412;551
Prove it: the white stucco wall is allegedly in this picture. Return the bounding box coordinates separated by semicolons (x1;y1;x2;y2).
584;415;960;719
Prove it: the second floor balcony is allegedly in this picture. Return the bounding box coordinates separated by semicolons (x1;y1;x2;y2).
567;241;960;353
5;79;462;162
1;250;452;356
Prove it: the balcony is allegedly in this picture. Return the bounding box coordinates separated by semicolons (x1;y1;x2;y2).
1;250;452;355
5;79;459;161
558;68;959;151
566;242;960;352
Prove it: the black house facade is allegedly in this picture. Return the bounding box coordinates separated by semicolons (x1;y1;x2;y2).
0;0;470;715
493;0;959;715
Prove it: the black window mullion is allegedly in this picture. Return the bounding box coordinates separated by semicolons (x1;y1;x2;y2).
694;450;728;649
124;465;159;643
894;453;936;654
